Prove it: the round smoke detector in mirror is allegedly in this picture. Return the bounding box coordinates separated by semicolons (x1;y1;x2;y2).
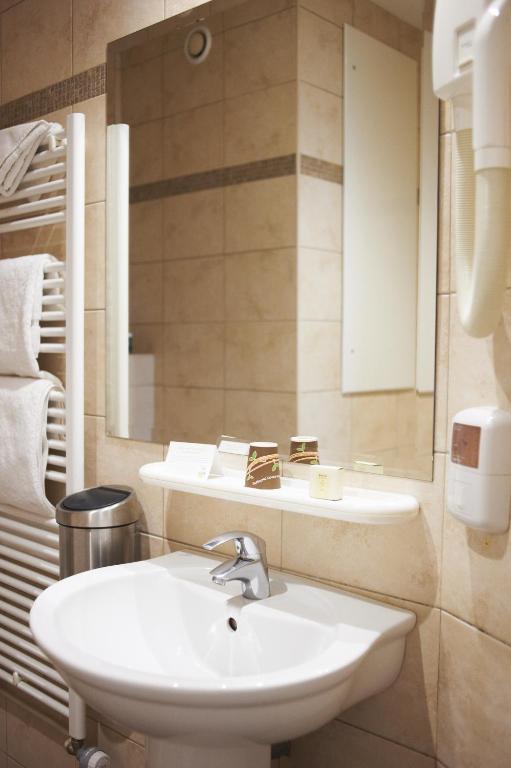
184;25;212;65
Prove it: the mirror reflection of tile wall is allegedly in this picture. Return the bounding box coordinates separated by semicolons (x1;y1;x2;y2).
107;0;438;481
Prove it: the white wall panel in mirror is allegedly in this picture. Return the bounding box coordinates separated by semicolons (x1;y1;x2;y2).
106;0;439;481
343;25;419;394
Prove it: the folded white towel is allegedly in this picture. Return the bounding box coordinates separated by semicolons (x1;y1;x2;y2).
0;120;62;197
0;376;62;518
0;253;55;377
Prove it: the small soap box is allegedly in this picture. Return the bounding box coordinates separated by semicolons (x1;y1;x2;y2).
309;464;344;501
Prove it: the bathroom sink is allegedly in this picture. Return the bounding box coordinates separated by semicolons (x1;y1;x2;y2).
30;551;415;768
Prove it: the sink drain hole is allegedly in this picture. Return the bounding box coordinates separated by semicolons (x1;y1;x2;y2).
227;617;238;632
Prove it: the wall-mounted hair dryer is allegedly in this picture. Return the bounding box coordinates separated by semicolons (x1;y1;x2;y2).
433;0;511;337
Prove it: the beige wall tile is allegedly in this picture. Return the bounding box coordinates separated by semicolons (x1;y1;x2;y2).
434;295;449;453
299;82;342;164
298;175;342;251
131;323;164;385
289;720;435;768
350;393;398;454
409;393;434;457
282;454;445;605
342;601;440;756
437;134;451;295
163;257;224;322
73;0;164;72
223;0;294;29
298;249;341;321
225;8;297;99
121;55;164;126
297;390;352;462
1;0;71;103
85;202;106;310
75;96;106;205
85;310;105;416
0;696;5;752
139;531;165;560
437;613;511;768
442;509;511;647
118;32;166;70
98;724;145;768
90;712;145;748
399;20;423;61
225;321;296;392
423;0;434;33
447;290;511;428
0;222;66;263
163;387;224;442
130;200;164;264
130;119;164;186
164;189;224;260
165;0;207;17
163;323;224;388
225;177;296;253
84;415;100;484
164;492;283;566
225;249;296;322
353;0;400;51
0;0;26;11
225;82;297;166
224;391;296;452
85;416;165;536
130;384;165;443
298;8;342;96
5;696;76;768
297;321;341;391
396;393;422;453
163;102;223;178
130;262;164;324
164;35;223;115
299;0;353;27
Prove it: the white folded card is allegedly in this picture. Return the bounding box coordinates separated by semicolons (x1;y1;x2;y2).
165;442;221;481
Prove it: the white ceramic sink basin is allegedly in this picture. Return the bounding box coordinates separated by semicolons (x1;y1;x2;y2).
31;551;415;768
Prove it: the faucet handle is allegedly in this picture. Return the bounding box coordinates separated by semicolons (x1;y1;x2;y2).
203;530;267;562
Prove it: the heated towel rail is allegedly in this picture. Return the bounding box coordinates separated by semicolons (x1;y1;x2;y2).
0;114;85;730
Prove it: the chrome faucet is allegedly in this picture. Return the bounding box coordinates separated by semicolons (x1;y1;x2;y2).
202;530;270;600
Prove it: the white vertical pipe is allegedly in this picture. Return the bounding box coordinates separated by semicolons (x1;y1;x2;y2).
106;124;130;438
69;689;87;741
65;113;85;494
64;112;86;743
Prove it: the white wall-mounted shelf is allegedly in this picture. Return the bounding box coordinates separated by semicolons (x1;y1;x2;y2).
139;463;419;525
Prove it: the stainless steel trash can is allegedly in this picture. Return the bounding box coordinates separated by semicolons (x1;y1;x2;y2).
56;485;141;578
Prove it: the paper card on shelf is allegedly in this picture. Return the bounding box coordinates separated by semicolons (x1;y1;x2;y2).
217;435;250;456
165;442;222;481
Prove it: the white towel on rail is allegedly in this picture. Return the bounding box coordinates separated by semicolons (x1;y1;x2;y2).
0;253;55;377
0;375;62;518
0;120;62;197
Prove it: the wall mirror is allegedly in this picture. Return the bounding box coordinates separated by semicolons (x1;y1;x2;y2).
106;0;438;481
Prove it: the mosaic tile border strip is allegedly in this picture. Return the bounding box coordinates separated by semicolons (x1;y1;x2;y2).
0;64;106;129
300;155;343;185
131;154;344;203
130;154;298;203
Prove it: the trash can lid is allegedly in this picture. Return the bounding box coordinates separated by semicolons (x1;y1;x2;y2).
56;485;141;528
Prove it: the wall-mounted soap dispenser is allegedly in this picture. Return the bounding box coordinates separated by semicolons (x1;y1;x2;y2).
448;407;511;533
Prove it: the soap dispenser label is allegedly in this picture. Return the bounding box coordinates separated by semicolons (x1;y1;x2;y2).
451;423;481;468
